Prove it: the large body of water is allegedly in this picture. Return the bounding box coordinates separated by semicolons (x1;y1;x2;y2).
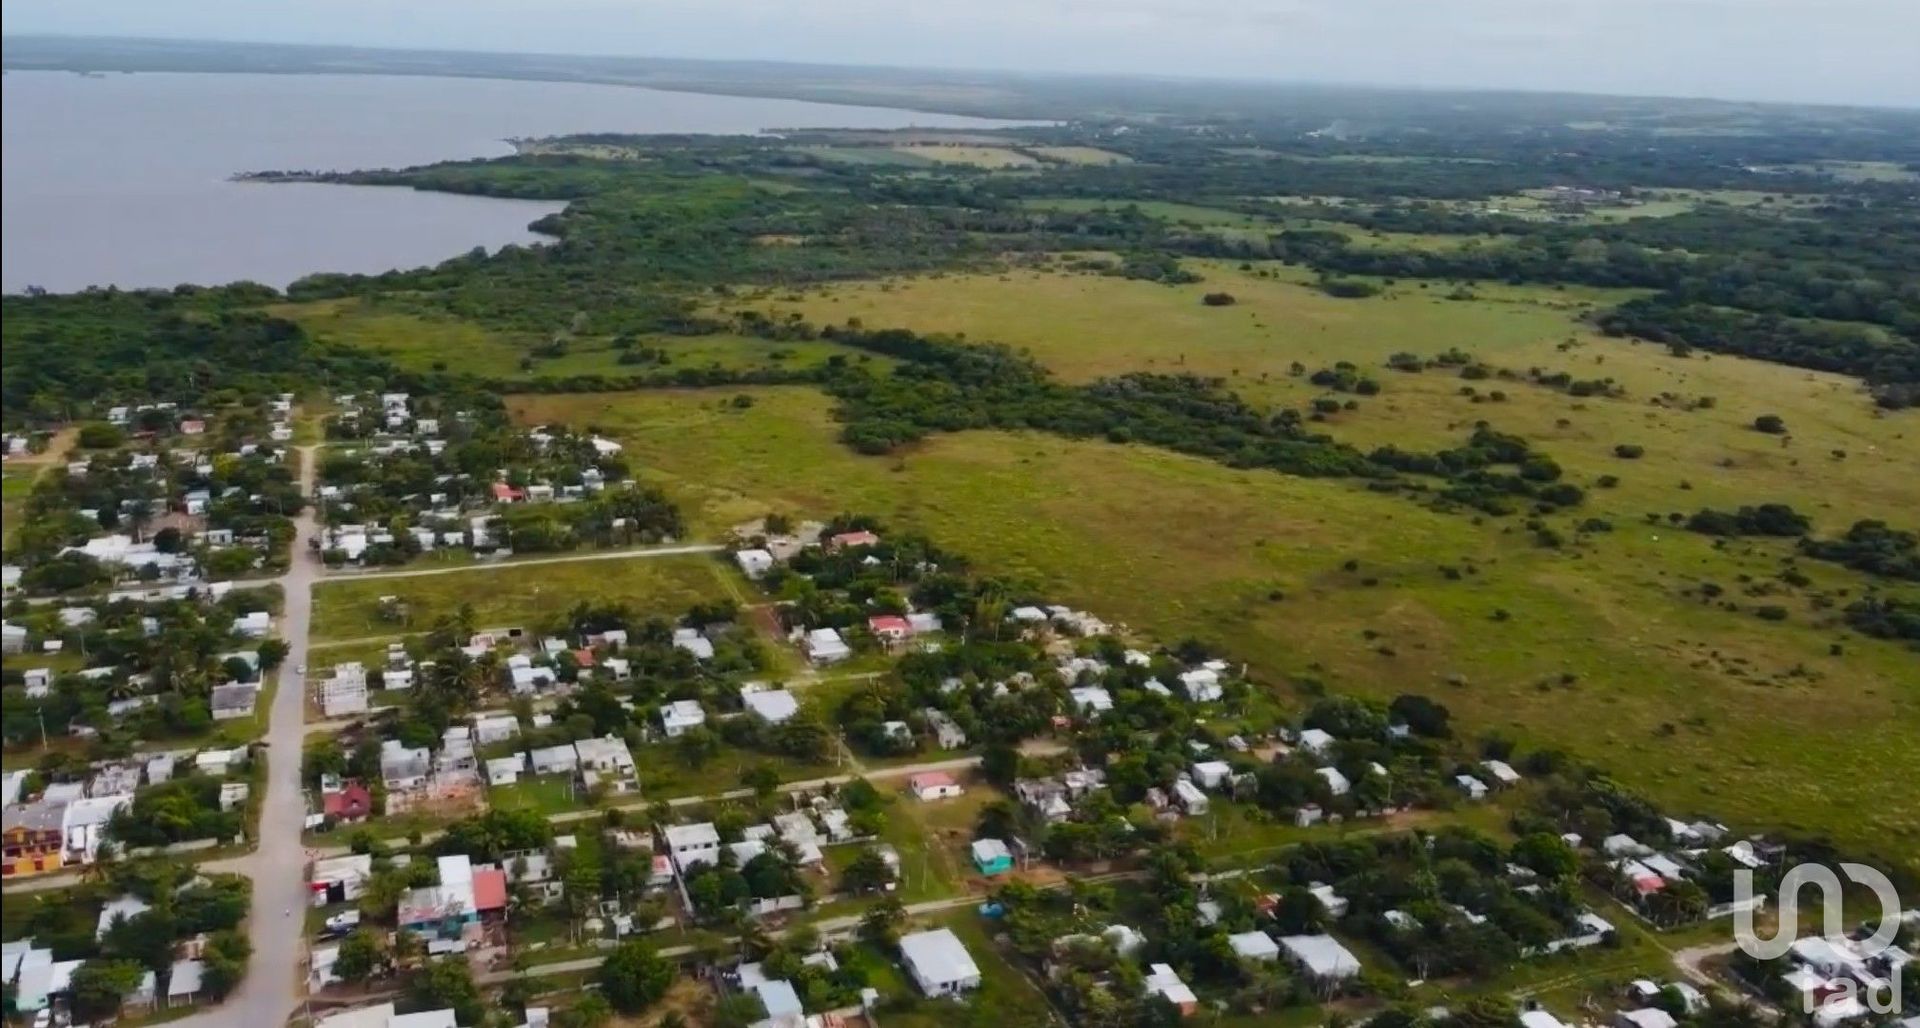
1;71;1023;293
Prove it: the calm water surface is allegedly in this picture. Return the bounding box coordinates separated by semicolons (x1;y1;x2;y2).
1;71;1024;293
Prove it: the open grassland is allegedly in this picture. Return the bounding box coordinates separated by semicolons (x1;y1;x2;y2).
744;263;1916;527
507;385;1920;876
309;554;735;642
272;297;882;380
1026;145;1131;165
891;144;1038;168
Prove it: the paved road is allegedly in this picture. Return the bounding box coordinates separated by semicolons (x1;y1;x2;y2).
170;445;323;1028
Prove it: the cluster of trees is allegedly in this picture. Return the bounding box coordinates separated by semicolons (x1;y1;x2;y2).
109;774;247;848
8;862;251;1020
0;286;387;429
0;589;286;747
1798;519;1919;580
1684;503;1812;537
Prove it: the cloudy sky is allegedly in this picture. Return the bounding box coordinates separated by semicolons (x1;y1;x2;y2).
5;0;1916;108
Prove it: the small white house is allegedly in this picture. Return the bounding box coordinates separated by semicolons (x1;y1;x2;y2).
1228;931;1280;962
1178;668;1223;702
805;628;851;664
1455;774;1489;800
659;699;706;737
1316;766;1352;797
1297;728;1336;756
909;772;964;802
900;929;982;997
1481;759;1522;786
742;687;800;725
734;549;775;579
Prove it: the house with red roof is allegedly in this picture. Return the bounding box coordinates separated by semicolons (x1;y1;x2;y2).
909;771;964;802
470;867;508;919
827;530;880;551
868;614;913;649
490;481;524;503
322;782;373;824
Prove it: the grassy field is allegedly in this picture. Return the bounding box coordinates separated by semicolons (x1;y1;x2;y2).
309;554;736;642
1027;145;1131;165
272;297;885;381
741;263;1917;526
489;775;581;815
891;144;1038;168
1;467;35;554
506;382;1920;876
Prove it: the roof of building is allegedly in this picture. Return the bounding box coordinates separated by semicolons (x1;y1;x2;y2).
1619;1009;1679;1028
910;771;958;790
899;928;980;985
1279;934;1363;978
665;822;721;849
1144;963;1197;1007
743;688;800;722
470;868;508;912
1229;931;1280;958
755;979;804;1019
168;959;205;996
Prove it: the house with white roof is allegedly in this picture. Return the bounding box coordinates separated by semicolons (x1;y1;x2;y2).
1482;759;1523;786
1144;963;1198;1015
742;686;800;724
671;627;714;660
1316;766;1352;797
734;549;775;579
664;822;722;872
659;699;706;737
1297;728;1336;756
899;928;982;997
1069;685;1113;717
1280;933;1363;984
1178;668;1223;702
805;628;851;664
1228;930;1280;962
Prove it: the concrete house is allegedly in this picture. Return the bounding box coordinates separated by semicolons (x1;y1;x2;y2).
1280;934;1363;984
380;741;431;791
1179;668;1224;702
1228;931;1281;962
741;686;800;725
805;627;851;664
659;699;706;737
970;838;1014;875
528;744;578;776
664;822;722;872
734;549;775;579
210;683;259;721
924;708;967;749
909;771;964;802
900;928;982;997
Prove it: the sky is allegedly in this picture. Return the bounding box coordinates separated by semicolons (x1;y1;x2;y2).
4;0;1917;108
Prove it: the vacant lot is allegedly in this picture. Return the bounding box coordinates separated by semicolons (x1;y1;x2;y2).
508;386;1920;875
309;554;736;642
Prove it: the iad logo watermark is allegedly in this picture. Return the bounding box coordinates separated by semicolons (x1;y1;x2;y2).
1734;862;1905;1016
